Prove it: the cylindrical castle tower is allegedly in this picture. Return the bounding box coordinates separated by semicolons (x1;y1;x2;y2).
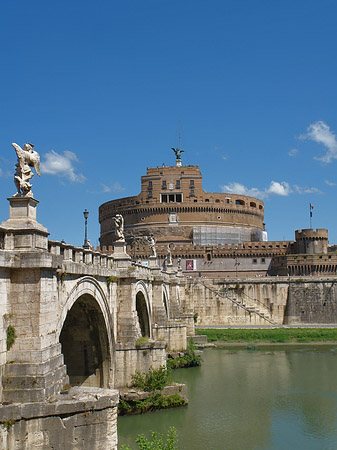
294;228;328;254
99;163;266;251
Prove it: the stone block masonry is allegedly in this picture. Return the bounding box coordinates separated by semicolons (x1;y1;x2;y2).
0;387;119;450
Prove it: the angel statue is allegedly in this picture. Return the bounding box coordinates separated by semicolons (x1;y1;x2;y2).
12;142;40;197
113;214;125;242
166;243;173;266
171;147;184;162
147;235;157;258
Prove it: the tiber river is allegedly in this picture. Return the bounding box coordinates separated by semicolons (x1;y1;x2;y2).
118;346;337;450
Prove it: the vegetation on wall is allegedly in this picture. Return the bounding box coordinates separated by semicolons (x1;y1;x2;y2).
118;392;186;416
167;339;202;369
6;325;16;350
131;366;169;392
118;366;186;415
196;328;337;343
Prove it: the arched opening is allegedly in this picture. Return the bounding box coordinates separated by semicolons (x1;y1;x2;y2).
163;291;169;319
136;291;150;337
59;294;110;388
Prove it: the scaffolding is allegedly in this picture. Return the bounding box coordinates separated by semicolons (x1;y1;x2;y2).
193;226;263;247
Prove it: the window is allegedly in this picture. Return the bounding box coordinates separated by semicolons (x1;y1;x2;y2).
190;189;195;197
162;180;167;189
253;259;257;264
176;180;181;189
148;190;152;198
161;193;182;203
205;199;209;202
190;180;195;187
236;199;245;206
148;181;152;189
261;258;266;263
226;198;230;204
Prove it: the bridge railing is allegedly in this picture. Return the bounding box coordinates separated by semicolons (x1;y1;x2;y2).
48;239;115;268
47;240;168;278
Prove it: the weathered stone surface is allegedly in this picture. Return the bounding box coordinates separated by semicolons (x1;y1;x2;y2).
0;387;119;450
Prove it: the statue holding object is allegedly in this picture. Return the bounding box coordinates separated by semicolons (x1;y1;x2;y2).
113;214;125;242
12;142;40;197
147;235;157;258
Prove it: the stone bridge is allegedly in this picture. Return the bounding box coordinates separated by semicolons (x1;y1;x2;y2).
0;195;194;449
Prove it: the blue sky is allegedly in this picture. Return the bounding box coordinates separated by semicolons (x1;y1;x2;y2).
1;0;337;247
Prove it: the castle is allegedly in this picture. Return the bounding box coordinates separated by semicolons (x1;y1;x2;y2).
99;152;337;278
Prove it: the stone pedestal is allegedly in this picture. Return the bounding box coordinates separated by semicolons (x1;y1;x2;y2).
149;256;159;268
113;240;131;268
0;196;49;251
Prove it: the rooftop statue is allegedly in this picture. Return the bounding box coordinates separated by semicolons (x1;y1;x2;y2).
113;214;125;242
171;147;184;161
12;142;40;197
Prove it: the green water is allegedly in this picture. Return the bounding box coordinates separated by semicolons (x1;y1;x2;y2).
118;346;337;450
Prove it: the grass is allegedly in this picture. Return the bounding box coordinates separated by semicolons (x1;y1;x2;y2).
196;328;337;344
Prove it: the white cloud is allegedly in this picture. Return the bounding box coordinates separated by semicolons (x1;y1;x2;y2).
221;181;291;199
267;181;292;196
101;182;125;193
325;180;336;187
222;155;228;161
221;181;321;198
301;121;337;163
288;148;299;157
41;150;86;183
294;185;322;194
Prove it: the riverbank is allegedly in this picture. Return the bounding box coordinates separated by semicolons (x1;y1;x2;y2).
195;327;337;344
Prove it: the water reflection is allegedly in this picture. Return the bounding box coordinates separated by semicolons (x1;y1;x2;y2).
118;347;337;450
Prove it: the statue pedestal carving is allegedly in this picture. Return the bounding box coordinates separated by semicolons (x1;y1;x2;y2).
0;196;49;251
112;240;131;268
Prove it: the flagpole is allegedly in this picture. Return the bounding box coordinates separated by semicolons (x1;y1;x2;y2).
309;203;312;229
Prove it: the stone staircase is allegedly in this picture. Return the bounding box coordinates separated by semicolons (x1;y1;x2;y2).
200;281;276;325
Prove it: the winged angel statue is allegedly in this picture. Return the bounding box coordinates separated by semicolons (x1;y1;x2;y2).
12;142;40;197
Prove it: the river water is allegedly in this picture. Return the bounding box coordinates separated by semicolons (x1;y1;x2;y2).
118;346;337;450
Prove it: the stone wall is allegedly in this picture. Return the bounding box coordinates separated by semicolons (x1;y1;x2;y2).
152;323;187;351
284;280;337;324
115;342;166;388
181;277;337;327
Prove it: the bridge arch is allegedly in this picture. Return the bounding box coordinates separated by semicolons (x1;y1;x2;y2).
135;281;151;338
57;277;114;388
162;284;170;320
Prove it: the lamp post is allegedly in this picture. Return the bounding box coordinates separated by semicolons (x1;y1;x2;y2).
83;209;90;249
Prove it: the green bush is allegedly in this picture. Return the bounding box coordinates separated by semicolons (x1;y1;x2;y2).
120;426;179;450
131;366;169;392
118;393;186;415
167;338;202;369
